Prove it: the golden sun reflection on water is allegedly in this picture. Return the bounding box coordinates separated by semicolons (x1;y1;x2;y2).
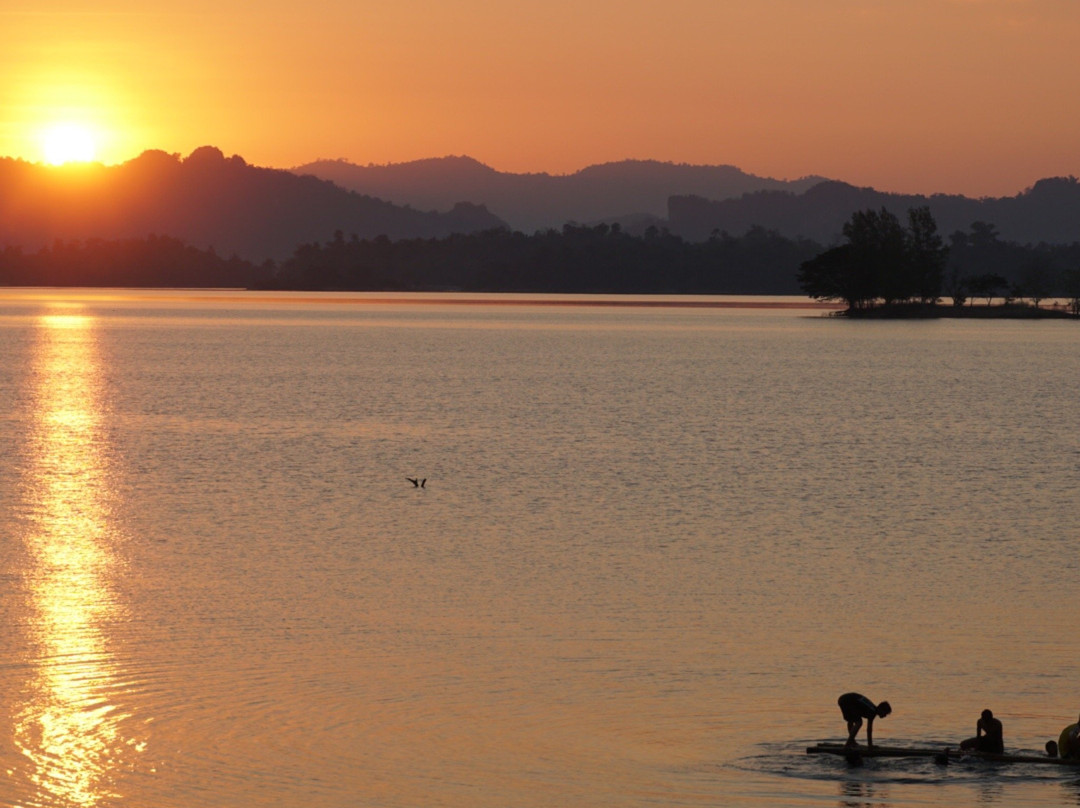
14;309;141;806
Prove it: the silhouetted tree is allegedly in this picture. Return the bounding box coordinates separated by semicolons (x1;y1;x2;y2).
799;207;947;309
1063;267;1080;316
796;245;867;309
969;221;1000;250
843;208;909;304
906;206;947;303
943;264;967;308
1017;255;1054;308
967;272;1009;306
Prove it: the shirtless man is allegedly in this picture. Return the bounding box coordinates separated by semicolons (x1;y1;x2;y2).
838;692;892;748
960;709;1004;754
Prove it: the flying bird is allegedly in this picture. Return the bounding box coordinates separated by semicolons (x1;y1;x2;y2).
406;477;426;488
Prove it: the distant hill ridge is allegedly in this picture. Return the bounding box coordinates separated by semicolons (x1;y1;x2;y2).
294;156;1080;245
291;156;828;233
3;148;1077;266
0;147;506;262
667;177;1080;245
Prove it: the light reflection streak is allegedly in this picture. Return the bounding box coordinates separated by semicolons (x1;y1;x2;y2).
14;309;141;806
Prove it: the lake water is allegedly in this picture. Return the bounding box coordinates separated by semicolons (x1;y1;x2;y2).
0;289;1078;808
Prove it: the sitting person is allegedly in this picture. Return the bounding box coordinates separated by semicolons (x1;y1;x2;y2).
960;709;1004;754
1058;714;1080;759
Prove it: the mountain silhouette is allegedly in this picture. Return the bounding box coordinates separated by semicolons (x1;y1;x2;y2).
291;156;827;234
4;148;1076;268
0;147;506;262
668;178;1080;245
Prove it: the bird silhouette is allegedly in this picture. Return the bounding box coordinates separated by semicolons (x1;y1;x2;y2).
406;477;427;488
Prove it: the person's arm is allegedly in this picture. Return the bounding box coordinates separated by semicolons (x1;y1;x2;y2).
867;716;875;747
976;719;985;738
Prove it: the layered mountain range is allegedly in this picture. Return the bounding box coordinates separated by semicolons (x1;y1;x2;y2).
296;157;1080;246
1;148;1077;266
0;147;505;262
667;177;1080;245
291;156;827;234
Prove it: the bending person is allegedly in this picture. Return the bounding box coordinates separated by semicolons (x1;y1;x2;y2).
838;692;892;748
960;709;1004;754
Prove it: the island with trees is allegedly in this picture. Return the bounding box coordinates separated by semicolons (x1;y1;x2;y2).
797;207;1080;317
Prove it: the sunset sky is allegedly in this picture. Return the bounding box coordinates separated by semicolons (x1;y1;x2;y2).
2;0;1077;196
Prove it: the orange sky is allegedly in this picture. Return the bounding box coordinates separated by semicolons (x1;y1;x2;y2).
2;0;1078;196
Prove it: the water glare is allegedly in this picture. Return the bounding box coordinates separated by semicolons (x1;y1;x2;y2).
12;309;140;806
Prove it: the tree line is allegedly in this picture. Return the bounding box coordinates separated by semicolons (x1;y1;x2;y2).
0;226;816;293
798;207;1080;314
260;224;820;294
1;219;1078;303
0;235;268;288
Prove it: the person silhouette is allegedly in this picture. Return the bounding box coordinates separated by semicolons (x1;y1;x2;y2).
1057;713;1080;759
838;692;892;748
960;709;1004;754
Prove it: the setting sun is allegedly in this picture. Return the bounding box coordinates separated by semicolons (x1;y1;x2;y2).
40;124;97;165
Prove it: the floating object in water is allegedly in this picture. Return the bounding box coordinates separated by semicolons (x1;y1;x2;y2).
807;743;1079;766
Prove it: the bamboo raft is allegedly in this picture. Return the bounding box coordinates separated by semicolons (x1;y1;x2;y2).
807;743;1080;766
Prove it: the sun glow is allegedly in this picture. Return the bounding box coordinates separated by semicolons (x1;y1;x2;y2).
40;123;98;165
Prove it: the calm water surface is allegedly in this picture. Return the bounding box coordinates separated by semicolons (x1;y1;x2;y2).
0;290;1078;808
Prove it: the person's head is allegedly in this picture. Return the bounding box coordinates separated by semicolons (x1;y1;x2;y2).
877;701;892;718
981;709;993;720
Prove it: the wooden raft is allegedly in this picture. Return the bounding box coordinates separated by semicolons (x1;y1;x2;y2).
807;743;1080;766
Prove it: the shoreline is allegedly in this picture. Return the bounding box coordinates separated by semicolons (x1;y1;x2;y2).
840;302;1077;319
